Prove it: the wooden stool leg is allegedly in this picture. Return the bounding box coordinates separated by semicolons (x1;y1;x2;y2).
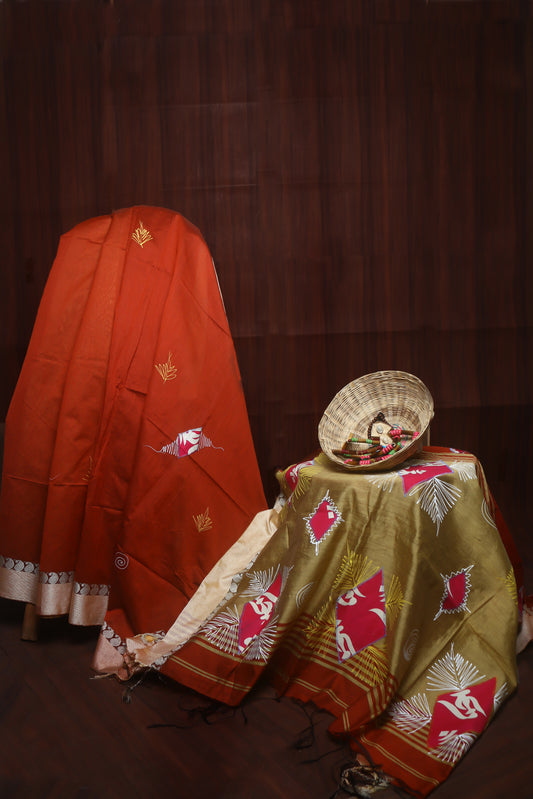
21;602;39;641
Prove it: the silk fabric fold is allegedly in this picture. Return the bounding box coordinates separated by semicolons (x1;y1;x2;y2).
0;206;267;632
119;447;524;797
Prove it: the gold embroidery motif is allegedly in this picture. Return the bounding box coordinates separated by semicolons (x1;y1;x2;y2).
155;352;178;382
194;507;213;532
385;574;411;629
132;221;153;248
351;643;389;687
502;567;518;605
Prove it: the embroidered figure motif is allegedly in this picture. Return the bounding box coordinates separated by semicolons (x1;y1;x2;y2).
434;565;474;620
283;459;321;505
335;569;387;662
305;552;378;656
304;490;343;555
304;551;402;685
434;687;489;721
194;507;213;532
238;569;283;653
155;352;178;382
131;221;153;248
202;566;291;662
390;644;496;764
369;455;478;531
145;427;224;460
399;461;454;494
285;459;315;493
427;678;496;759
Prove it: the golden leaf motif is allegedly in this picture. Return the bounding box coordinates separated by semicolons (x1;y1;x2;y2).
502;568;518;605
132;221;153;248
155;352;178;382
194;507;213;532
385;574;411;629
350;643;389;687
304;615;335;657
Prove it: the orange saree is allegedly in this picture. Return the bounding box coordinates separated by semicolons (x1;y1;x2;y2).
0;206;267;636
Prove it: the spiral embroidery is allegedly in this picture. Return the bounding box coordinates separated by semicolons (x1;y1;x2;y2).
403;628;420;661
114;552;129;570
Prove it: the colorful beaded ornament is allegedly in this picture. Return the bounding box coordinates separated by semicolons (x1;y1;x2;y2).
334;412;419;467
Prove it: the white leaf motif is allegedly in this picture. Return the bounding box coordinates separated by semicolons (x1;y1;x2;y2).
431;730;477;764
202;606;240;654
409;477;462;534
427;644;485;692
242;614;278;662
389;692;432;733
449;460;477;482
481;498;498;529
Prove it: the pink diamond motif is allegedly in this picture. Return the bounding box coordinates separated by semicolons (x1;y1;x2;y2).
335;570;387;662
285;459;314;492
427;677;496;748
434;565;473;621
399;462;453;494
442;572;466;610
304;490;343;554
238;571;283;652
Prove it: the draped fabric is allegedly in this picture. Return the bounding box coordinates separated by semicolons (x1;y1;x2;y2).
0;206;267;633
118;447;525;797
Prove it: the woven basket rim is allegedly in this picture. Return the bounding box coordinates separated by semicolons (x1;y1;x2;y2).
318;370;434;472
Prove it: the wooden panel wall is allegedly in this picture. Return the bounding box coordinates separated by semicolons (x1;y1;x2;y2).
1;0;532;506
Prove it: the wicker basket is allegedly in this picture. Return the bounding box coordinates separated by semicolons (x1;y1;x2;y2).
318;370;434;471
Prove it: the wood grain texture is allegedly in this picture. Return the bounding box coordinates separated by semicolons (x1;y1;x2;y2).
1;1;532;501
